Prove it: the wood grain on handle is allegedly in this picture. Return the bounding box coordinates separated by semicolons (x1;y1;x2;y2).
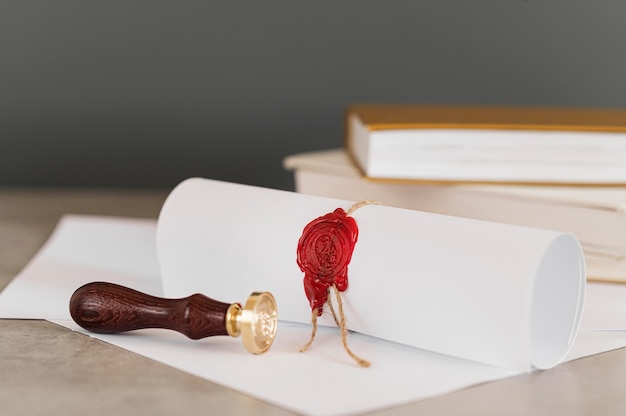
69;282;231;339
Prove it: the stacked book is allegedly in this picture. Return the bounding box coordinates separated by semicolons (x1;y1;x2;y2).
284;104;626;283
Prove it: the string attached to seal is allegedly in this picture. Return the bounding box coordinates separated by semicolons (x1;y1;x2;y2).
296;201;378;367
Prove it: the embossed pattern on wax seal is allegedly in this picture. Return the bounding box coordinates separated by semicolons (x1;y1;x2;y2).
296;208;359;315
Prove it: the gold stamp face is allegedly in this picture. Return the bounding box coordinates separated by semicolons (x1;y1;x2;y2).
241;292;278;354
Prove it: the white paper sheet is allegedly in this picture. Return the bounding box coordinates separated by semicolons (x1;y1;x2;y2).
157;178;585;370
0;215;162;320
0;179;623;416
0;214;516;415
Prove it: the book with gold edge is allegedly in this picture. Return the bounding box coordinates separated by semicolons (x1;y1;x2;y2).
346;104;626;185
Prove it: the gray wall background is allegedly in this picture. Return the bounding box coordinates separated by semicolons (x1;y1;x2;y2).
2;1;626;191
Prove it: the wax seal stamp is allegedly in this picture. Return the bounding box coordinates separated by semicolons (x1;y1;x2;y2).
297;208;358;315
69;282;277;354
297;202;377;367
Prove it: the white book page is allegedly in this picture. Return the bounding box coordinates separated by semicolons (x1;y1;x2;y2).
366;129;626;184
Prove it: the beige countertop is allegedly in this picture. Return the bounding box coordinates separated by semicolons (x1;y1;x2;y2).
1;188;625;416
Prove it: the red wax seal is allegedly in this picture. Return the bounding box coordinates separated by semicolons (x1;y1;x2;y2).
297;208;359;315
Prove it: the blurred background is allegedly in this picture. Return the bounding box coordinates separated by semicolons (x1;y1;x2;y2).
2;1;625;191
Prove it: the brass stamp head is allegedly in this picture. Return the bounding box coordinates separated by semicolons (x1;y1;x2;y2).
226;292;277;354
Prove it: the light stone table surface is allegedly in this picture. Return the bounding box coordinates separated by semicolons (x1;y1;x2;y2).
1;188;626;416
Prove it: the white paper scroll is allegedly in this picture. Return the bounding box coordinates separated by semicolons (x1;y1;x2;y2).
156;178;586;371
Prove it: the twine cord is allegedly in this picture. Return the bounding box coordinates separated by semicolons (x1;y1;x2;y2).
299;311;318;353
327;294;342;327
345;200;380;216
330;285;371;367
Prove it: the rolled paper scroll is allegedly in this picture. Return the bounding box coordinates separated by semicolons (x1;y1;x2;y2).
157;178;585;371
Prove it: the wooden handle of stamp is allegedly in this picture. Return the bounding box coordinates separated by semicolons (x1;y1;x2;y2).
69;282;231;339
